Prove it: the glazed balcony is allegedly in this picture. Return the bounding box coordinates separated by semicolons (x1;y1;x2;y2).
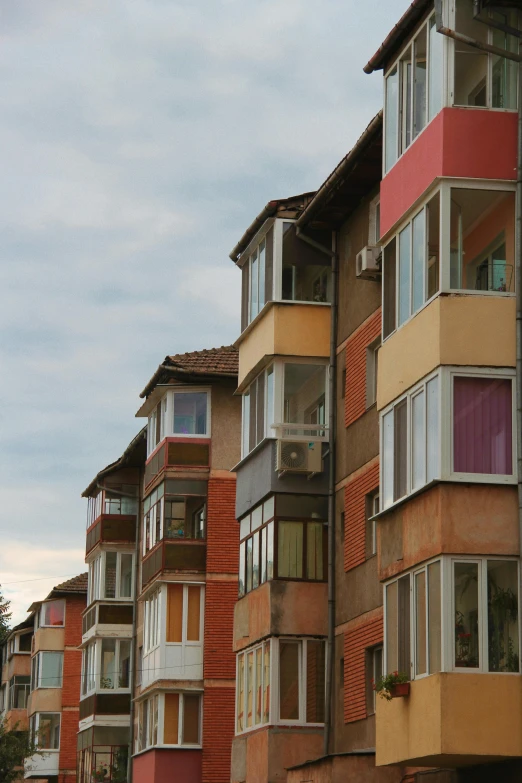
376;672;522;767
144;438;210;490
86;515;137;555
82;602;134;638
79;692;131;721
141;540;206;589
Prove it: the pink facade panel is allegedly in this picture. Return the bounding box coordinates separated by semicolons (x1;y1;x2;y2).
133;748;202;783
380;108;517;237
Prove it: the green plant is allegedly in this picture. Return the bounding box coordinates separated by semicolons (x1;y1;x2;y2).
0;718;38;783
373;671;409;701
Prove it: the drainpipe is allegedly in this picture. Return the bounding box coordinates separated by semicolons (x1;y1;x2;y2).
295;225;337;756
434;0;521;63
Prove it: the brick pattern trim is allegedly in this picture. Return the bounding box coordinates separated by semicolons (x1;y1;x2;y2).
344;309;381;427
344;613;383;724
202;686;235;783
206;477;239;574
203;580;237;679
344;461;379;572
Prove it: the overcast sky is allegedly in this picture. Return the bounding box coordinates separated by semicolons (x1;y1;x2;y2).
0;0;407;624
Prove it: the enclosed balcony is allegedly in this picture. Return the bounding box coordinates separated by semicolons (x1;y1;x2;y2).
141;540;206;588
77;728;129;783
86;485;138;554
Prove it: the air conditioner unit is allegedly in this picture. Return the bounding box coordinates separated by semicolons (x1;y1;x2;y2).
356;245;381;279
276;440;323;474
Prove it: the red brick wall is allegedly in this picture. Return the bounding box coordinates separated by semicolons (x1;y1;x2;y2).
60;709;80;772
203;580;237;679
61;594;85;777
344;613;383;724
344;309;381;427
206;477;238;574
344;461;379;572
202;686;235;783
64;595;85;648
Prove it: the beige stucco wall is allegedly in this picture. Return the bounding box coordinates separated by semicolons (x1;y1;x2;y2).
376;672;522;767
33;628;65;653
7;653;31;680
237;303;331;387
27;687;62;715
210;378;242;470
232;727;324;783
378;295;516;410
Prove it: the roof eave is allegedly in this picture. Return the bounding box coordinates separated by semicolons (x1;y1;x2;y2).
363;0;432;74
81;428;147;497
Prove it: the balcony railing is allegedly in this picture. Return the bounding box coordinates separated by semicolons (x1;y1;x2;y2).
77;743;128;783
86;515;137;554
79;693;131;721
8;682;29;710
141;539;207;588
82;603;134;636
144;438;210;488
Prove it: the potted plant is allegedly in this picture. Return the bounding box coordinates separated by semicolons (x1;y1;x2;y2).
374;671;410;701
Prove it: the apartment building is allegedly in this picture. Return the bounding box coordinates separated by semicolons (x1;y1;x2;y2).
78;429;146;783
1;618;34;731
131;346;241;783
25;574;87;782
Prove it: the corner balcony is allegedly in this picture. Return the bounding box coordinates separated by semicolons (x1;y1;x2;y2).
144;437;210;490
86;515;137;555
376;672;522;767
141;540;206;589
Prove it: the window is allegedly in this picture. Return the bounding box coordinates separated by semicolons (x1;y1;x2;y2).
147;389;210;455
366;645;383;714
40;600;65;628
385;12;443;172
368;195;381;246
30;713;60;750
382;192;440;337
238;495;327;596
31;652;63;690
166;583;204;644
454;0;519;110
242;366;274;457
8;676;30;710
136;692;202;750
143;589;161;653
450;189;515;293
281;223;332;304
81;639;131;695
366;491;379;557
143;479;207;553
0;685;6;714
384;557;519;679
88;552;135;602
236;638;325;734
366;338;380;408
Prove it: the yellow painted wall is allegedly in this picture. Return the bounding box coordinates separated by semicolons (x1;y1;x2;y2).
237;303;331;387
33;628;65;653
378;295;515;410
376;672;522;767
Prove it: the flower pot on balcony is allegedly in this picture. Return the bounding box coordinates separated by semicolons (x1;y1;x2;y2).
390;683;410;698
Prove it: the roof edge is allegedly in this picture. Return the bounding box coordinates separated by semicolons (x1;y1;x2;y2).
364;0;431;74
81;428;146;497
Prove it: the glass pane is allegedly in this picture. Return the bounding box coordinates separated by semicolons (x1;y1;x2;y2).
266;368;274;436
428;561;442;673
415;571;427;676
237;655;245;732
276;494;327;519
386;581;398;674
242;393;250;456
104;552;117;599
187;586;201;642
119;641;131;688
263;643;270;723
398;224;411;327
450;189;515;293
38;714;60;749
279;641;299;720
251;249;258;320
382;410;394;509
239;543;246;597
412;210;425;313
492;15;518;110
258;240;266;312
41;600;65;627
182;694;200;745
394;400;408;501
413;27;427;139
426;376;439;482
173;392;208;436
101;639;116;689
281;225;332;303
454;0;488;106
307;522;324;580
119;554;133;598
453;377;512;475
428;15;443;120
426;192;440;300
383;238;397;339
267;521;274;581
261;527;267;584
252;532;260;590
412;390;426;491
246;538;253;593
277;522;303;579
255;647;262;724
246;651;254;728
401;54;412;150
306;641;325;723
283;364;326;434
41;652;63;688
454;562;480;668
385;67;399;172
251;505;263;530
487;560;519;672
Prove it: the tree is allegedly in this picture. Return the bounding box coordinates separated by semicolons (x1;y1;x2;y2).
0;585;12;644
0;719;38;783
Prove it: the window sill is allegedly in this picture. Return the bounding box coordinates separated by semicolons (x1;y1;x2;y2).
232;436;274;472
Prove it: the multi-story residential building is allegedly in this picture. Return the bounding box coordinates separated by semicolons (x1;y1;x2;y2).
78;428;146;783
25;574;87;782
228;192;334;782
1;618;34;730
132;346;241;783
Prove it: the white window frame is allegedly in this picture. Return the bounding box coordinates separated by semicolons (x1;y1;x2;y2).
31;652;64;690
39;600;65;628
142;482;207;555
81;638;132;696
366;338;380;409
146;387;211;456
30;712;61;751
143;589;161;654
235;639;272;734
368;491;380;557
136;691;203;751
165;583;205;651
87;551;135;602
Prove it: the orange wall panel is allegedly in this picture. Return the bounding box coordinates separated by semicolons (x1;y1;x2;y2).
344;461;379;572
344;613;383;724
203;580;237;679
202;686;235;783
344;310;381;428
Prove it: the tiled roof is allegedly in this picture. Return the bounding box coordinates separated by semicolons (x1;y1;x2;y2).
51;573;88;594
166;345;238;377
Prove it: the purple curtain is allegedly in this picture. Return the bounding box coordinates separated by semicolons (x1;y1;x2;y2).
454;377;512;475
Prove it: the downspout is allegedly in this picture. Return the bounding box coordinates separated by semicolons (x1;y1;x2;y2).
434;0;521;63
295;225;337;756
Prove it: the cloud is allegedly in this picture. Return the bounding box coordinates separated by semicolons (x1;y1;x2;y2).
0;0;408;618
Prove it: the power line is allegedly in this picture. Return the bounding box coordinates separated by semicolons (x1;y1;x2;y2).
2;574;80;586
